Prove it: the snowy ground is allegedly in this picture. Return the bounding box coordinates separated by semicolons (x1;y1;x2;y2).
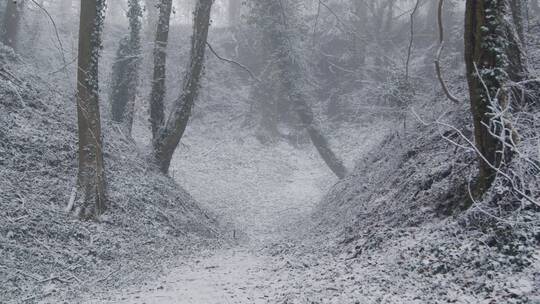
81;113;388;303
75;106;539;304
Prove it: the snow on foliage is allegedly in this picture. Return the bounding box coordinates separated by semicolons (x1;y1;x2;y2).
0;44;224;302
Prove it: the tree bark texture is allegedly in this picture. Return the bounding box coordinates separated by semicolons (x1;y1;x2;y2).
149;0;172;141
153;0;214;173
110;0;143;135
74;0;107;218
464;0;512;197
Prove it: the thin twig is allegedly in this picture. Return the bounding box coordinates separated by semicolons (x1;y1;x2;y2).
48;56;78;76
21;292;52;303
97;267;120;283
0;265;44;281
205;41;260;83
316;0;367;42
410;108;539;207
29;0;67;66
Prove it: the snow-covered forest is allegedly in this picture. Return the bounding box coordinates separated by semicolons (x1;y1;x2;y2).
1;0;539;303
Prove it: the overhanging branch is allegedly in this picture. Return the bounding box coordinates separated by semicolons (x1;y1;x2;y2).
206;41;260;83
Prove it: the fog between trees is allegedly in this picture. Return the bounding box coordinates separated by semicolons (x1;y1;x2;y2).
1;0;539;303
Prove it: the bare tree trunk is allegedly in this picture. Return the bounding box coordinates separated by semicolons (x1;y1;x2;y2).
464;0;512;197
292;92;348;179
248;0;346;178
2;0;24;50
153;0;214;173
149;0;172;141
110;0;143;135
73;0;107;218
278;1;347;179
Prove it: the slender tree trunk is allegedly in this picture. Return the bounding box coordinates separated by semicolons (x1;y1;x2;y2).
149;0;172;141
153;0;214;173
287;76;347;179
464;0;512;197
2;0;24;50
73;0;107;218
110;0;142;135
292;91;347;179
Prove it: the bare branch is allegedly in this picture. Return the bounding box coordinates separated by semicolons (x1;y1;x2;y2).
29;0;67;66
410;107;539;207
206;41;260;83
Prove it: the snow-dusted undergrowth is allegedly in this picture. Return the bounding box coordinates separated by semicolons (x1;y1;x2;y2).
0;44;223;303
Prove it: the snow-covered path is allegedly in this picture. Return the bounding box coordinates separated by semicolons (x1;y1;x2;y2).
171;134;335;246
88;127;340;303
81;117;396;304
95;248;274;304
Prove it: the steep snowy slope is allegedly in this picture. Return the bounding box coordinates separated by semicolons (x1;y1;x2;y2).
312;96;539;302
0;44;225;302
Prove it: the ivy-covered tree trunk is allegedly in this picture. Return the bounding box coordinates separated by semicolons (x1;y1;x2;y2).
248;1;282;142
149;0;172;141
464;0;512;197
153;0;214;173
110;0;143;135
2;0;24;50
73;0;107;218
252;0;347;179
